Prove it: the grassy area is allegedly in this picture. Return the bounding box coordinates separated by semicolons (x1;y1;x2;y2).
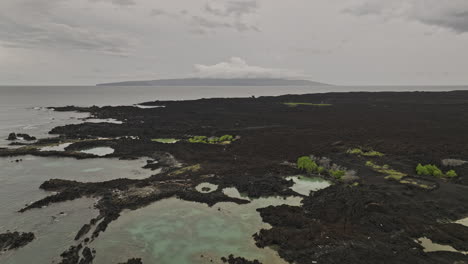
151;138;179;144
366;161;407;181
347;148;384;157
399;180;433;190
283;102;332;107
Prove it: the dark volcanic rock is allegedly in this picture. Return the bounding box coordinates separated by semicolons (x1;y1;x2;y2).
0;231;35;251
7;132;17;140
75;224;92;241
58;244;95;264
255;184;468;264
7;133;36;141
221;254;262;264
118;258;143;264
17;133;37;141
79;247;94;264
59;245;81;264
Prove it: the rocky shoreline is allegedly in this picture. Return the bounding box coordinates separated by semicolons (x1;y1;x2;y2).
2;91;468;263
0;232;35;252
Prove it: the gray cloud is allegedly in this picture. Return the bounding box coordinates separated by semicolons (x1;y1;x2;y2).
190;15;259;33
150;9;167;16
148;2;260;34
197;0;260;33
0;0;133;55
0;19;132;55
1;0;468;85
89;0;136;6
345;0;468;33
205;0;258;18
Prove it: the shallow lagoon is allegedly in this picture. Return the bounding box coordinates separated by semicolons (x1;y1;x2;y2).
286;175;332;196
92;196;305;264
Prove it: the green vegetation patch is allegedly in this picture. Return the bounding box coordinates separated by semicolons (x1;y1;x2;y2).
329;169;346;179
169;164;201;176
297;156;318;174
347;148;384;157
366;161;407;181
283;102;332;107
297;156;349;180
188;135;236;144
416;164;458;179
151;138;179;144
399;180;433;190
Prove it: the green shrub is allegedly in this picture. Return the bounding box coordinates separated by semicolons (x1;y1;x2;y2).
416;164;457;178
347;148;363;155
317;166;326;174
365;151;384;157
192;136;206;143
416;163;430;175
329;169;346;179
189;136;208;143
445;170;458;178
297;156;318;173
347;148;384;157
219;135;234;142
208;137;220;144
433;168;444;178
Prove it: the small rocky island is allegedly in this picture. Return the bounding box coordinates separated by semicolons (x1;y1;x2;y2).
96;78;329;86
2;91;468;263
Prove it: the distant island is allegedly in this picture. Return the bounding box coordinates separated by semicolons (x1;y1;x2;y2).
97;78;329;86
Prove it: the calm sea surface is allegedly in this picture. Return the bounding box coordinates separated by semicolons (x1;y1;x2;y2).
0;85;467;263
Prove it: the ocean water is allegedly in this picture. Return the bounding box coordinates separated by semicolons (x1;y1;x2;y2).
0;85;466;263
0;155;154;264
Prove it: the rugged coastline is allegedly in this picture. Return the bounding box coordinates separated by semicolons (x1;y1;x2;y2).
2;91;468;263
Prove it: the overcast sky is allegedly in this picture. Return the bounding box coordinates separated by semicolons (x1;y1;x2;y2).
1;0;468;85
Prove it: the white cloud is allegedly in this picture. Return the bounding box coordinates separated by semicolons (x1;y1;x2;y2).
345;0;468;33
193;57;302;79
